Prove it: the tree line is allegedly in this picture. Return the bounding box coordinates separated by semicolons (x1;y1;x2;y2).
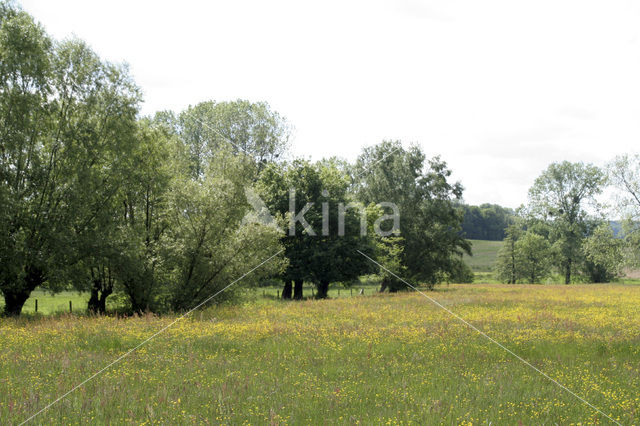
0;3;472;316
495;159;640;284
459;204;515;241
4;3;638;316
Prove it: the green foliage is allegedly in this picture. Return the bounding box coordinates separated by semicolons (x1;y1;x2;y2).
163;152;285;311
0;3;140;315
0;3;290;315
495;224;522;284
177;100;291;179
447;258;475;283
353;141;470;290
515;231;552;284
108;118;177;313
582;224;624;283
526;161;606;284
257;159;375;298
365;204;406;291
496;166;619;284
6;2;635;319
460;204;514;241
608;154;640;269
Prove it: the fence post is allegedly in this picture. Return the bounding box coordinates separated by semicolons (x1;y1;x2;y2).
35;299;38;313
277;290;280;299
69;300;72;313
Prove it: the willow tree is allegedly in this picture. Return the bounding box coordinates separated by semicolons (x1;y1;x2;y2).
0;4;139;315
178;100;291;180
164;150;286;311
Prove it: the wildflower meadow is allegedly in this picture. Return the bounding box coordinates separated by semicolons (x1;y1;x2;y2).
2;284;638;424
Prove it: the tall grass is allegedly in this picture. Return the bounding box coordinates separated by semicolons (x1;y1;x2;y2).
1;284;638;424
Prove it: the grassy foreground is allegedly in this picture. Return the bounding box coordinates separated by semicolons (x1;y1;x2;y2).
1;284;639;425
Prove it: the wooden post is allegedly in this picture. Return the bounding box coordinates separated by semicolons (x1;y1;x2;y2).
35;299;38;313
338;289;340;296
351;289;353;296
277;290;280;299
69;300;72;313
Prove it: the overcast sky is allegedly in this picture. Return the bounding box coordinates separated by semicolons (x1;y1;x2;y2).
20;0;640;208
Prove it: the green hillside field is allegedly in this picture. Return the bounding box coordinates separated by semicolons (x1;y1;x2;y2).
464;239;503;273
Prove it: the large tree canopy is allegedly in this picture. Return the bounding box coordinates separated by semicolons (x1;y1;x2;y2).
352;141;471;289
257;159;375;298
525;161;606;284
177;100;291;179
608;154;640;268
0;4;140;315
0;3;287;315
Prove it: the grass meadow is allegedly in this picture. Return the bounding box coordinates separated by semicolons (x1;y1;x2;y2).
463;239;503;273
0;290;92;315
1;284;639;425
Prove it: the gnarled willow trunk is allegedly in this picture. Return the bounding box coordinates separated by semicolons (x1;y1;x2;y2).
88;266;115;314
2;265;44;316
2;288;31;316
88;282;113;314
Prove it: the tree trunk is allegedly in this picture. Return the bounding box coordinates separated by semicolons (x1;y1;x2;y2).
293;279;303;300
316;280;329;299
2;265;44;316
379;278;388;293
282;280;293;299
2;288;31;316
98;287;112;313
127;281;149;314
88;287;100;313
564;260;571;284
510;239;516;284
88;277;113;314
131;300;146;314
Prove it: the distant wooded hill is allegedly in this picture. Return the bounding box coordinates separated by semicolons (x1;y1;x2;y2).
460;202;623;242
459;204;515;241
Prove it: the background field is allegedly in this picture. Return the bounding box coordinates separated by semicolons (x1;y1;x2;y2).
0;290;90;315
1;284;639;424
463;239;503;273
